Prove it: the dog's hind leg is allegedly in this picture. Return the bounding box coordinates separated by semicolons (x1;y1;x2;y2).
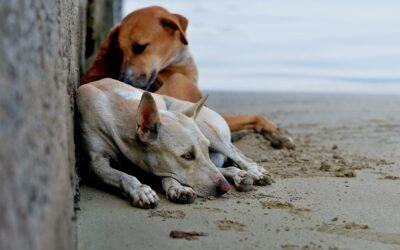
195;116;273;186
162;177;197;204
89;153;159;208
222;114;295;149
213;144;273;186
210;150;254;191
218;167;253;192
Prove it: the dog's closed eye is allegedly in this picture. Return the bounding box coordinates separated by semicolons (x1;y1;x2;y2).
132;43;149;55
181;149;195;161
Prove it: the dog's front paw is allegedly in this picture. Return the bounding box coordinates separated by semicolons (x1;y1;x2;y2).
248;167;273;186
233;170;254;191
129;185;159;209
166;186;197;204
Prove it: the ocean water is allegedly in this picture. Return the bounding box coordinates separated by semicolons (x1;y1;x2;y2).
123;0;400;94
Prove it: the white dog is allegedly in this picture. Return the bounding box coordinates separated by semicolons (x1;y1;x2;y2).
77;78;272;208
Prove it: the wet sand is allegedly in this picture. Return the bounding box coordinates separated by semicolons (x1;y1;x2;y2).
77;92;400;250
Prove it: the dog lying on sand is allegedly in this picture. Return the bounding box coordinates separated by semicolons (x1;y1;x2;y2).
77;78;272;208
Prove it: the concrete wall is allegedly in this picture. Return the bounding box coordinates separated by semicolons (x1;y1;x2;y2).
0;1;120;249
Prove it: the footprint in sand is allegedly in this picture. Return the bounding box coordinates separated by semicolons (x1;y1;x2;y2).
216;220;246;232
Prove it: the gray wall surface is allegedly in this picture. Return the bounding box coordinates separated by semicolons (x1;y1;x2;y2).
0;1;120;249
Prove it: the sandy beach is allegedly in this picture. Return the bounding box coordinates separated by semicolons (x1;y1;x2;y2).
77;92;400;250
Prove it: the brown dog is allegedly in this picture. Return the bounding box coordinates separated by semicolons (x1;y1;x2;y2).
80;6;294;149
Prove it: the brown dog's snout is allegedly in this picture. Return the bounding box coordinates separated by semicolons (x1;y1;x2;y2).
121;67;157;90
216;179;231;196
121;70;147;88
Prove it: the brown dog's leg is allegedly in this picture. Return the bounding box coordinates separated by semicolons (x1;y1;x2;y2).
222;114;295;149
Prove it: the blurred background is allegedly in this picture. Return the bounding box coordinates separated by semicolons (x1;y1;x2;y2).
124;0;400;94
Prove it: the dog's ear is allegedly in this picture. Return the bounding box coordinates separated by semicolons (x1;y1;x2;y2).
173;14;188;32
80;25;123;84
160;16;188;45
182;94;208;120
136;92;160;142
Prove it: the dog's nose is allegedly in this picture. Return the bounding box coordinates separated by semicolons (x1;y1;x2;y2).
216;179;231;195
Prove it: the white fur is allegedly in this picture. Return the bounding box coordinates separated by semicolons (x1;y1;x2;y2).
114;87;143;101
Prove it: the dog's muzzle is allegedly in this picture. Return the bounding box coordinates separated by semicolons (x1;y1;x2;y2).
120;67;157;90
